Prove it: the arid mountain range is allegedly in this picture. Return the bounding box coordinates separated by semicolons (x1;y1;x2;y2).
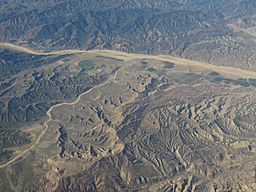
1;0;256;70
0;0;256;192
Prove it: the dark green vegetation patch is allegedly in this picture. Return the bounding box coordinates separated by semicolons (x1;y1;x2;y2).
163;61;175;69
147;67;157;73
209;72;221;76
63;58;71;62
238;78;256;87
78;60;96;70
239;78;247;81
248;78;256;86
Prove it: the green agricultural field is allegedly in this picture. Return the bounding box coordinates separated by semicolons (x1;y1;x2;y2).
163;61;175;69
238;77;256;87
239;77;247;81
209;71;221;76
78;60;96;70
147;67;157;73
63;58;71;62
248;78;256;86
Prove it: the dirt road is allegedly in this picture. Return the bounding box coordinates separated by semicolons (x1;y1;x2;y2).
0;69;118;169
1;42;256;78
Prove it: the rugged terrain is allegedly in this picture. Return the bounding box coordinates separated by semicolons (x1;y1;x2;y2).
1;0;256;70
0;44;255;191
1;0;256;191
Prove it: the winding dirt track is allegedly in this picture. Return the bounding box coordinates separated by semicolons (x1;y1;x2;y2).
0;42;256;168
0;43;87;55
0;69;118;169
